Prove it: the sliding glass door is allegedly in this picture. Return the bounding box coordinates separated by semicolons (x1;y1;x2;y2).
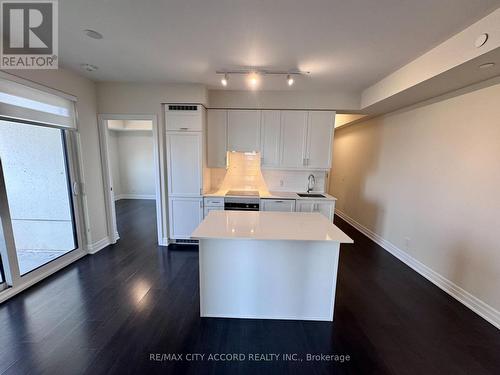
0;120;78;275
0;73;85;301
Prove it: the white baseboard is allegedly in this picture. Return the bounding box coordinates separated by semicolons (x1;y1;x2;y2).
114;194;155;201
335;209;500;330
86;236;112;254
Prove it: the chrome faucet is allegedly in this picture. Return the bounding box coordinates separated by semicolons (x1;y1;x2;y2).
307;174;316;193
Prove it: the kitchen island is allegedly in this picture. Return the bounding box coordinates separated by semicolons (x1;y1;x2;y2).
191;211;353;321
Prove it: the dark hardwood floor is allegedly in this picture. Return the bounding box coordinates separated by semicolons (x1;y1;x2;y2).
0;199;499;374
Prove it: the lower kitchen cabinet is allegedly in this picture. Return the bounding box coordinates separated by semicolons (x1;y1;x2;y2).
203;196;224;218
261;199;296;212
168;197;203;239
296;200;335;222
204;206;223;218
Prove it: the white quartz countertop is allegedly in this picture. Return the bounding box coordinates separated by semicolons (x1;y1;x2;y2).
191;211;353;243
204;190;337;200
262;191;337;200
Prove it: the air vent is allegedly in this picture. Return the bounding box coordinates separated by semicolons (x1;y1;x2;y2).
173;239;198;244
168;105;198;111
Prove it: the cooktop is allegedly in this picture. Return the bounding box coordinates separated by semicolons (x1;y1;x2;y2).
225;190;259;197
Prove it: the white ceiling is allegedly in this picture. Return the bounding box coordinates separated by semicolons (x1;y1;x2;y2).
59;0;500;91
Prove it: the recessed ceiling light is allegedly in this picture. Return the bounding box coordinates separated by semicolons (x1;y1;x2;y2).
84;29;103;40
479;62;495;69
81;63;98;72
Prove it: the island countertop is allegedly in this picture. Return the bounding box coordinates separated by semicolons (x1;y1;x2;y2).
191;211;353;243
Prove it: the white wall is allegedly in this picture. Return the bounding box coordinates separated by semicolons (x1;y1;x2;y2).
2;69;106;248
208;89;359;110
108;130;155;199
330;81;500;323
97;82;208;113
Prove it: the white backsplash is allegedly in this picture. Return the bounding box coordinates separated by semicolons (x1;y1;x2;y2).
210;168;327;193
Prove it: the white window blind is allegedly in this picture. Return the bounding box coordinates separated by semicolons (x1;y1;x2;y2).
0;77;76;129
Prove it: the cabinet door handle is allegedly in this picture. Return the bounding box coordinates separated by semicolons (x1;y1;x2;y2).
179;127;189;131
275;200;283;203
303;158;306;166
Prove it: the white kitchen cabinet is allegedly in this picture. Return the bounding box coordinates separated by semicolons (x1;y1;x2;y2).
207;109;227;167
227;110;261;152
169;197;203;239
306;111;334;169
260;199;295;212
296;200;335;222
203;206;224;218
260;110;281;167
166;132;202;196
203;197;224;207
206;109;335;171
165;105;203;131
203;196;224;218
280;111;308;168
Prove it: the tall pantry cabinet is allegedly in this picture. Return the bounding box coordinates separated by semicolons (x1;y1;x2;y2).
165;105;208;241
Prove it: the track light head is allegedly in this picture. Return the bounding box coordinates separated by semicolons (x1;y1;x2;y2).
248;72;259;88
287;74;294;86
221;74;228;86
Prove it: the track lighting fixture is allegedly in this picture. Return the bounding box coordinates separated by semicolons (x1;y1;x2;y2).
216;69;309;88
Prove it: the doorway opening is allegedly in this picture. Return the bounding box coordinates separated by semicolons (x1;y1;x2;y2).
98;115;163;245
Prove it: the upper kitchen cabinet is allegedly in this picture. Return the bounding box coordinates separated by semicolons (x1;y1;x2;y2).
207;109;227;168
280;111;308;168
305;111;334;169
227;110;261;152
260;110;281;167
165;104;203;131
206;109;335;170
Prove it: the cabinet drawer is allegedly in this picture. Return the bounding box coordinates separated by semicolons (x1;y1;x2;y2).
204;197;224;207
261;199;296;212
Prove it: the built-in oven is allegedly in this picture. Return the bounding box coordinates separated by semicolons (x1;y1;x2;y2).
224;191;260;211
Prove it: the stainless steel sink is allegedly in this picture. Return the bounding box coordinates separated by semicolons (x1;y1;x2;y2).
297;193;325;198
